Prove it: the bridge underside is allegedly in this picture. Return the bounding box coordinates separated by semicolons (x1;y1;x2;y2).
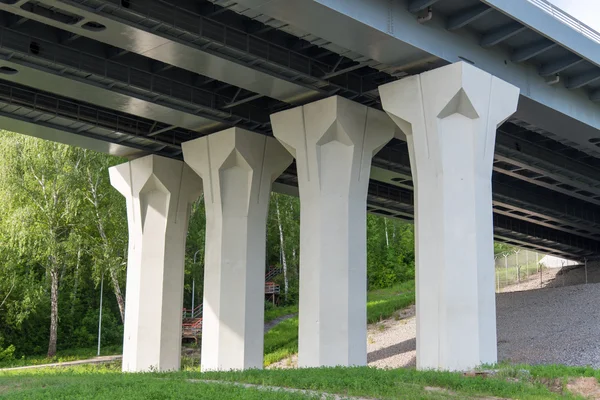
0;0;596;259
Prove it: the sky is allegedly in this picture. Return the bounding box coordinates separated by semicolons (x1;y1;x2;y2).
549;0;600;31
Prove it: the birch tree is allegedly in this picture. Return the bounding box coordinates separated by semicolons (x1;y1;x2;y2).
80;150;127;322
0;132;84;356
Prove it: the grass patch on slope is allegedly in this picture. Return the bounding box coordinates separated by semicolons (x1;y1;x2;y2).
264;305;298;323
0;364;310;400
0;362;586;400
263;280;415;366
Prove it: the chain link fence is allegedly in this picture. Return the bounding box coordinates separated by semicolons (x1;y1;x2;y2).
494;250;596;292
495;249;546;292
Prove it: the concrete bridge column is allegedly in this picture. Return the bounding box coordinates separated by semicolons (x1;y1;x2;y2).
182;127;292;371
109;155;202;372
379;62;519;371
270;96;394;367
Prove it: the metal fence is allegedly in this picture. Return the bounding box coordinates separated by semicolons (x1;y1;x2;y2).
494;249;544;291
494;249;597;292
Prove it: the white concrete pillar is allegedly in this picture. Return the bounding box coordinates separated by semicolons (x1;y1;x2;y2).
379;62;519;371
182;127;292;371
109;155;202;372
270;96;394;367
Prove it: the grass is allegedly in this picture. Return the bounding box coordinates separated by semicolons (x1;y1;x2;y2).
0;362;591;399
264;305;298;323
262;280;415;366
0;345;122;369
0;364;311;399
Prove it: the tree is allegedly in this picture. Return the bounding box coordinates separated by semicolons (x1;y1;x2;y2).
79;150;127;323
0;132;85;356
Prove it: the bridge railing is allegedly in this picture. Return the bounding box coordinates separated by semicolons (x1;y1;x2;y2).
528;0;600;44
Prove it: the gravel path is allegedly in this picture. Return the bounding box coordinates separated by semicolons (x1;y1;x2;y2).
271;282;600;369
497;283;600;367
191;380;375;400
367;306;416;369
0;355;122;372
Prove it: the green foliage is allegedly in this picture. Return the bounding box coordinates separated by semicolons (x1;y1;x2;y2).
0;132;127;358
494;242;514;255
72;308;123;349
366;216;415;289
0;344;15;362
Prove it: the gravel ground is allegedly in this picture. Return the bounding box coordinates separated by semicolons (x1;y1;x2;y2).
271;282;600;369
497;283;600;367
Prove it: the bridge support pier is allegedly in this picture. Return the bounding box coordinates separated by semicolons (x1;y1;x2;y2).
379;62;519;371
271;96;394;367
109;155;202;372
182;127;292;371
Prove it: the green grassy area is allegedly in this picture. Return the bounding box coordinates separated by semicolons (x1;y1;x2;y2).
262;281;415;366
264;305;298;323
0;362;592;399
0;345;122;369
0;364;310;399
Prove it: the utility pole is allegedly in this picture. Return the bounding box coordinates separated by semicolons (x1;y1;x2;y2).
192;249;202;316
97;271;104;357
494;256;499;292
504;253;509;291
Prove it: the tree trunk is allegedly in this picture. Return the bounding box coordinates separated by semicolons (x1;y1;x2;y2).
110;267;125;323
71;245;81;318
384;218;390;248
47;267;59;358
275;196;288;299
89;177;126;323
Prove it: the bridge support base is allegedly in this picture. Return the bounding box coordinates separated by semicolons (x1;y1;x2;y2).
109;155;202;372
271;96;394;367
182;127;292;371
379;62;519;371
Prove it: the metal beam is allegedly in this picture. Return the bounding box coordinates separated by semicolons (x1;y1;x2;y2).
447;4;493;31
494;214;600;255
539;54;584;76
493;180;600;232
493;234;585;259
589;90;600;102
481;23;527;47
494;133;600;197
565;69;600;90
408;0;440;13
0;0;324;104
321;62;369;79
511;39;557;63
